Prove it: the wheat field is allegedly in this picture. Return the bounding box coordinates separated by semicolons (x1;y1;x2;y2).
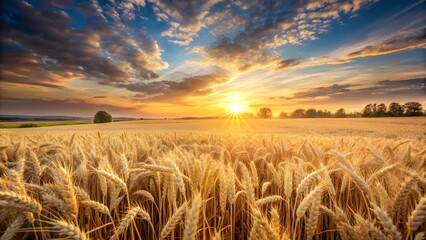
0;118;425;240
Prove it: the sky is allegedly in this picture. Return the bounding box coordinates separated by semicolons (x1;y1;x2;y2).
0;0;425;117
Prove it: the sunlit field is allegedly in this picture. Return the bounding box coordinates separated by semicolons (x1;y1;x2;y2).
0;118;425;240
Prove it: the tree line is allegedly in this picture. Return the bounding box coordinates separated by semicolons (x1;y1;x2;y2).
256;102;424;118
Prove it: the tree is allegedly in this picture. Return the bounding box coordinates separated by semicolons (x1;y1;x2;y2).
290;109;305;118
388;102;404;117
403;102;423;116
257;108;272;118
377;103;387;117
335;108;346;118
323;110;332;118
305;109;317;118
94;111;112;123
362;103;378;117
279;112;289;118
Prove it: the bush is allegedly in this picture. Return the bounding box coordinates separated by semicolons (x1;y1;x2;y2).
94;111;112;123
19;123;38;128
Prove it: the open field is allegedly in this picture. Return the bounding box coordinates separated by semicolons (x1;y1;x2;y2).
0;120;91;129
0;118;425;239
2;117;425;139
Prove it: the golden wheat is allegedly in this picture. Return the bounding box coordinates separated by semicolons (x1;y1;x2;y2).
0;122;425;239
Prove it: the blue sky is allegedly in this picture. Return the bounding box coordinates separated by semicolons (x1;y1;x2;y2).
0;0;425;117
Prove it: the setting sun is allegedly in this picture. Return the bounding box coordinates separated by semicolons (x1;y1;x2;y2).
229;104;245;114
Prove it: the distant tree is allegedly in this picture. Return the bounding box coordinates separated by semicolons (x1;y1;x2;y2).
305;109;317;118
403;102;423;116
388;102;404;117
362;104;374;117
279;112;289;119
257;108;273;118
290;109;305;118
317;110;324;118
370;103;378;117
335;108;346;118
323;110;332;118
377;103;387;117
362;104;370;117
94;111;112;123
352;112;362;118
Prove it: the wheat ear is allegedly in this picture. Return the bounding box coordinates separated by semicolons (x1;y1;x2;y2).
296;185;324;219
0;191;41;214
251;207;279;240
81;200;110;214
407;194;426;232
110;206;150;240
372;204;401;240
160;202;188;240
296;170;319;195
183;193;202;240
0;214;25;240
414;232;425;240
306;195;321;239
255;195;283;207
60;167;78;220
50;220;88;240
167;159;186;196
95;169;127;192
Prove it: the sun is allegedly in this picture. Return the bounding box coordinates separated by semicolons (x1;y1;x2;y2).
229;104;245;114
226;94;248;114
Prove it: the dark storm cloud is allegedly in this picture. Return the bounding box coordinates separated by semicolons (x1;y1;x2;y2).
119;73;230;102
270;78;426;101
0;0;167;89
344;28;426;59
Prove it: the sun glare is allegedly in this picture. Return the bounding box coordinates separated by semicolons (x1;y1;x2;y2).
229;104;244;114
227;94;247;114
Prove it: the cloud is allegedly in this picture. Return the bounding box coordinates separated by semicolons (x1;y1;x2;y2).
189;0;379;74
270;78;426;102
344;28;426;59
0;97;142;117
193;39;280;72
204;9;247;36
1;0;167;90
275;59;300;70
150;0;222;45
119;72;231;102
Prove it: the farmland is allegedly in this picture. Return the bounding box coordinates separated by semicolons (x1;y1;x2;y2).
0;117;425;240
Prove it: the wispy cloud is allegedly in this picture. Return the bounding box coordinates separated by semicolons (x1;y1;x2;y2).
269;78;426;103
120;72;231;102
343;28;426;59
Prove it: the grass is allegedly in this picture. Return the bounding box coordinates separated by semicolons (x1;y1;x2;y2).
0;118;425;239
0;121;90;129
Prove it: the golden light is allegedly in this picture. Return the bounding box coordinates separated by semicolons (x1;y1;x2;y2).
226;94;248;114
229;104;245;114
